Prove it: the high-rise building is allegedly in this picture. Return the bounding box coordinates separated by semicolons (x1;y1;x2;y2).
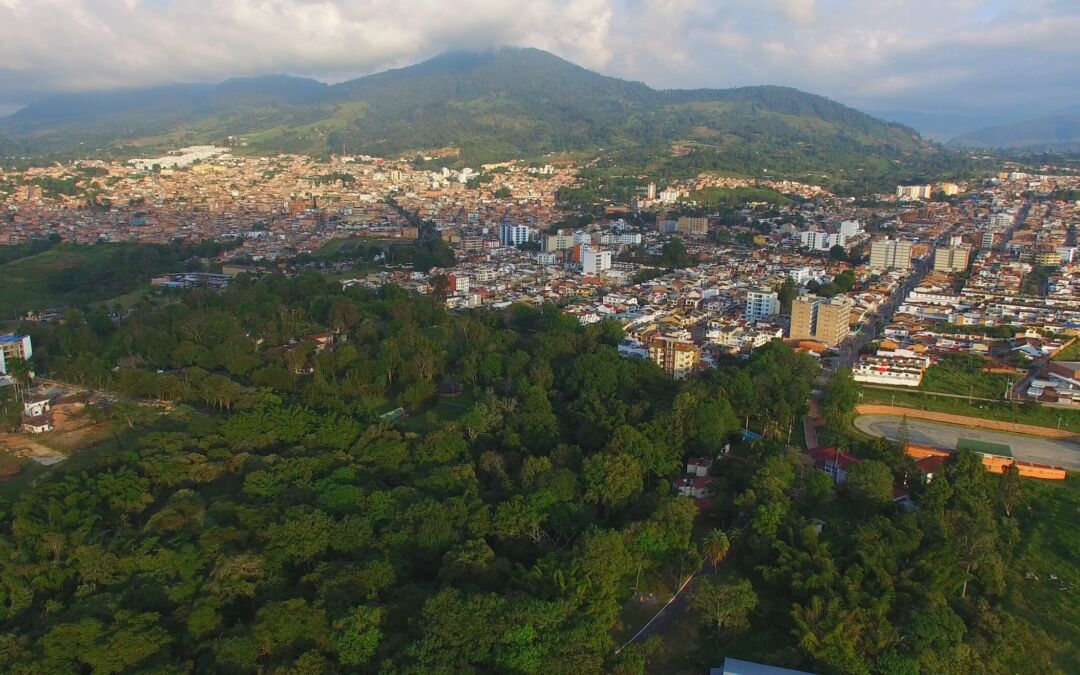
658;188;680;204
0;335;33;374
498;222;533;247
800;231;845;251
896;185;932;200
648;336;701;379
981;231;997;249
582;246;612;275
677;216;709;236
542;231;574;252
933;246;970;273
745;289;780;322
789;296;853;347
647;182;657;200
869;238;913;270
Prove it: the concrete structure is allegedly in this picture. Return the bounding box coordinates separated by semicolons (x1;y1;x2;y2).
870;238;913;271
581;246;612;275
933;246;970;273
649;335;701;379
542;231;574;252
677;216;709;236
896;184;932;200
498;222;532;247
790;295;853;347
852;348;931;387
799;230;844;251
745;289;780;322
0;335;32;374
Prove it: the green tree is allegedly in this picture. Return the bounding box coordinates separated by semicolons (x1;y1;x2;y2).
821;367;859;429
332;606;383;667
690;578;758;633
846;460;894;508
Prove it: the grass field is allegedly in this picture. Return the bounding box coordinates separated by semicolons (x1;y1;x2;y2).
1052;339;1080;362
919;364;1014;400
0;244;125;318
859;387;1080;434
0;242;179;319
1007;474;1080;672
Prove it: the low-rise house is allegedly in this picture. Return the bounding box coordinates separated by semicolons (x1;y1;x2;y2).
686;457;713;477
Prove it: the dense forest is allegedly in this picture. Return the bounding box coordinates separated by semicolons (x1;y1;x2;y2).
0;275;1070;672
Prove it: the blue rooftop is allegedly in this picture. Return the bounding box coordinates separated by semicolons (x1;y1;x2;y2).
0;336;28;344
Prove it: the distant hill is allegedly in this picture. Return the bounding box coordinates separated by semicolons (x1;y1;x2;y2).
950;110;1080;152
0;48;966;188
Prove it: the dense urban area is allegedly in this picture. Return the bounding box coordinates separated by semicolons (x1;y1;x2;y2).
1;143;1079;674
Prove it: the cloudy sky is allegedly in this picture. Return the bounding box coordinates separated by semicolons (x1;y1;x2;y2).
1;0;1078;125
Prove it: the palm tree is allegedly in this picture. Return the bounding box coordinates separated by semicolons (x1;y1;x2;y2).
5;357;33;401
701;529;731;572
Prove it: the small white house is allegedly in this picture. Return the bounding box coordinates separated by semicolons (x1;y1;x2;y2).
23;396;51;418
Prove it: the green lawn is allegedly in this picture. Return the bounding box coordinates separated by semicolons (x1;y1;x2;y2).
0;244;124;318
859;387;1080;434
919;364;1014;400
1052;339;1080;362
1006;474;1080;672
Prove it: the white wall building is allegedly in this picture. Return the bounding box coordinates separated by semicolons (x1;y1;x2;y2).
498;223;533;247
745;289;781;322
582;246;613;275
852;348;931;387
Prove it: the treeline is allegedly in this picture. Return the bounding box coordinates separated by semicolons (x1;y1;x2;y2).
0;234;61;265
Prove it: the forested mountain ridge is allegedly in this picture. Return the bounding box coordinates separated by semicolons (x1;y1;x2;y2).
0;274;1071;672
0;48;966;188
950;110;1080;152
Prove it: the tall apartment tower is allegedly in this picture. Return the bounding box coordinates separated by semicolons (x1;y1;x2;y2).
869;238;913;270
933;246;970;273
745;289;781;322
789;296;853;347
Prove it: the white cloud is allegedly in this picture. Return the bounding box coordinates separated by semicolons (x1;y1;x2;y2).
0;0;1078;115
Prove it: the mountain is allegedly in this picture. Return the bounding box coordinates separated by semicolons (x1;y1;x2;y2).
0;48;962;187
950;109;1080;152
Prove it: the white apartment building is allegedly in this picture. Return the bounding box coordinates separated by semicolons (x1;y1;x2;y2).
582;246;612;275
745;289;780;322
498;222;533;247
800;230;845;251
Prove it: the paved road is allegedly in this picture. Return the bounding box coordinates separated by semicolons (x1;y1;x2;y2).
854;414;1080;469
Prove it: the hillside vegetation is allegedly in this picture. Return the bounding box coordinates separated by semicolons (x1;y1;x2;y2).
0;49;972;191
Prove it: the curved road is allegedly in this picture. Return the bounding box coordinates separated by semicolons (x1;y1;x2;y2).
854;414;1080;469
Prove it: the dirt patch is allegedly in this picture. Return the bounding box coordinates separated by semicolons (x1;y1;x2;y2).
0;400;109;468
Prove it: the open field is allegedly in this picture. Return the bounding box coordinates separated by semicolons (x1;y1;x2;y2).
0;244;124;318
853;414;1080;469
919;364;1014;399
